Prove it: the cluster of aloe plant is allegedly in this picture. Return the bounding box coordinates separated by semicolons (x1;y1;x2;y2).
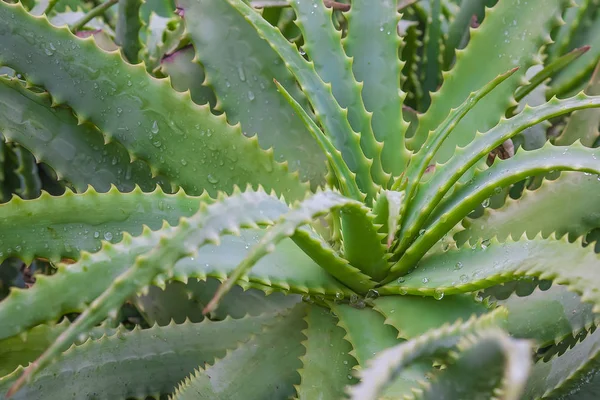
0;0;599;398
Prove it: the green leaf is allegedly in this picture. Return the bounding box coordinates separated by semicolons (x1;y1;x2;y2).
514;45;591;103
408;0;568;162
1;314;276;399
414;330;531;400
135;278;300;325
0;186;208;264
179;0;327;186
12;145;41;200
343;0;410;176
392;116;600;271
330;303;401;367
0;320;115;378
372;294;489;339
289;0;387;189
160;46;216;107
348;309;508;400
372;189;404;247
381;236;600;317
115;0;143;63
524;324;600;399
396;68;518;247
171;304;306;400
0;1;307;200
555;62;600;146
224;0;380;202
498;284;595;348
455;172;600;246
204;191;375;313
0;76;158;193
296;304;358;399
419;0;442;110
549;11;600;98
273;79;362;201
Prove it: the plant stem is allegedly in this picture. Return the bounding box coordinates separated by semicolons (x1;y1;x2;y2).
70;0;118;33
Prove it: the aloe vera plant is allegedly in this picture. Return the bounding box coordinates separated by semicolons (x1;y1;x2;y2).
0;0;600;398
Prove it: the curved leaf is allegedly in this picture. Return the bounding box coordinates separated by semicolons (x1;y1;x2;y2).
0;1;307;200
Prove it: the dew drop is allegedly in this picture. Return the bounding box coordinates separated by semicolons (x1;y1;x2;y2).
454;261;463;270
422;277;429;284
104;232;113;241
94;231;100;238
207;174;219;184
151;120;159;134
482;198;490;208
433;289;444;300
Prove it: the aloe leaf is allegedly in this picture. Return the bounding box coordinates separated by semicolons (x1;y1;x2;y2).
455;172;600;246
419;0;442;110
413;330;531;400
136;278;300;325
0;1;307;200
0;77;159;193
401;20;422;109
524;324;600;399
514;45;590;102
0;190;350;342
0;186;207;264
274;79;362;201
498;284;595;348
372;295;489;339
115;0;142;63
381;236;600;314
348;309;508;400
296;304;357;399
373;190;404;247
0;314;276;399
397;68;517;239
224;0;380;202
204;191;375;313
342;0;410;176
549;11;600;98
396;94;600;259
546;0;590;62
12;145;41;200
6;189;334;394
442;0;491;69
0;320;116;378
290;0;387;188
408;0;568;161
555;62;600;146
171;304;306;400
160;46;216;107
178;0;327;186
330;303;401;366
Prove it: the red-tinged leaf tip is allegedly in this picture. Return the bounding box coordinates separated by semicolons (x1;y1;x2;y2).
578;45;591;53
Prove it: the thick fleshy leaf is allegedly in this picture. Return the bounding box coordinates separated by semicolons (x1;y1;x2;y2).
348;309;508;400
343;0;410;176
1;314;276;399
414;330;531;400
382;236;600;323
455;172;600;246
0;1;308;200
409;0;568;162
390;143;600;278
224;0;380;202
396;94;600;260
115;0;143;63
204;191;375;313
289;0;387;189
0;77;158;193
524;325;600;399
372;294;489;339
171;304;306;400
179;0;327;186
296;304;357;399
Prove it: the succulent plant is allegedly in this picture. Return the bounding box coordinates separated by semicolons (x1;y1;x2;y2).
0;0;599;398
